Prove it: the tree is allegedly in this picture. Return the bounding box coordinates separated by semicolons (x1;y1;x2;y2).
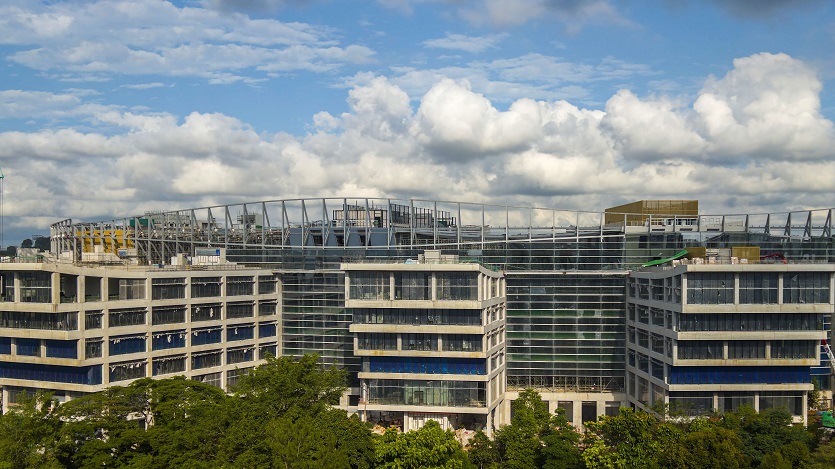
33;236;50;251
467;430;499;469
583;407;665;469
540;410;584;469
494;389;551;469
219;355;350;466
20;239;33;249
376;420;467;469
0;392;62;469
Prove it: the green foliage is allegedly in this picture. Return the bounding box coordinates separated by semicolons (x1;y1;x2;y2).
375;420;466;469
540;411;583;469
467;430;499;469
0;393;62;469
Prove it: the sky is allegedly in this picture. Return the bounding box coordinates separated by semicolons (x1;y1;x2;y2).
1;0;835;245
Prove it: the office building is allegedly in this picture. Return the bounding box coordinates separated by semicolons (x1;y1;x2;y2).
0;198;831;430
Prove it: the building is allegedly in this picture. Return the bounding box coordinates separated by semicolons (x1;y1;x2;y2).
627;260;832;424
0;198;831;430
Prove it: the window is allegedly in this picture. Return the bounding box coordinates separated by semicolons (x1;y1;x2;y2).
153;356;186;376
45;340;77;359
109;308;146;327
193;372;222;388
394;272;430;300
227;367;252;389
227;325;254;341
109;334;146;355
19;272;51;303
442;334;482;352
436;272;478;300
358;333;397;350
191;303;221;322
258;322;277;338
151;278;186;300
1;273;15;302
771;340;816;359
403;333;438;351
0;337;10;355
352;308;481;326
152;331;186;351
192;351;222;370
85;311;102;330
258;275;277;294
192;277;222;298
258;301;277;316
152;306;186;325
227;346;255;364
227;276;254;296
227;302;254;319
728;341;766;359
85;338;103;359
678;341;723;360
0;311;78;331
16;338;40;356
259;343;277;359
110;360;146;382
687;273;734;304
784;273;830;304
108;278;145;300
192;327;222;346
349;272;390;300
739;273;777;304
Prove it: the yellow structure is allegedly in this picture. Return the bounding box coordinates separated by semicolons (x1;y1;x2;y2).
76;229;134;254
604;200;699;226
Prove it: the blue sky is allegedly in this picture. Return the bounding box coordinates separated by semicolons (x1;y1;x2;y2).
1;0;834;245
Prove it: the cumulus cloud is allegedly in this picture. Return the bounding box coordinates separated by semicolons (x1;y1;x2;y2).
0;0;374;82
0;52;834;234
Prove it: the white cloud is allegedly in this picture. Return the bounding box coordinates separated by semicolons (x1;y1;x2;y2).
422;33;508;54
0;0;375;82
0;52;834;233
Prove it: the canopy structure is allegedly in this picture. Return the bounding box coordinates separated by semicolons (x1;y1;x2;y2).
641;249;690;267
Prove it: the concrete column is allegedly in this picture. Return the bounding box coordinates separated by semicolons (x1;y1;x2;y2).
51;272;61;304
78;276;86;303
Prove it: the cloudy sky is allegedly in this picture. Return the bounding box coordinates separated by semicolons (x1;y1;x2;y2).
1;0;834;244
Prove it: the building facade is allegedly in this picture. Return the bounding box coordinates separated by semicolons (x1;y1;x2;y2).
627;261;833;424
0;198;831;429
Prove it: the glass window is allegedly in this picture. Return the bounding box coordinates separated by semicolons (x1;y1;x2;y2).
739;273;777;304
0;311;78;331
687;273;734;304
109;360;146;382
191;303;221;322
16;338;40;356
258;275;277;295
227;276;254;296
85;310;103;330
394;272;430;300
109;334;146;355
403;333;438;351
192;277;221;298
677;341;723;360
192;351;222;370
436;272;478;300
151;277;186;300
108;278;145;300
350;272;390;300
85;338;103;359
152;331;186;351
784;273;830;304
442;334;482;352
19;272;51;303
358;333;397;350
152;306;186;325
153;355;186;376
227;302;254;319
108;308;146;327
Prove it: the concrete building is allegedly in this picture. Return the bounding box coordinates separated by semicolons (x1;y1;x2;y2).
627;260;833;424
0;198;832;430
344;250;506;432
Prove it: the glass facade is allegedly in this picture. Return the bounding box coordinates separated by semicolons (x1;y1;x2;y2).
367;379;486;407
